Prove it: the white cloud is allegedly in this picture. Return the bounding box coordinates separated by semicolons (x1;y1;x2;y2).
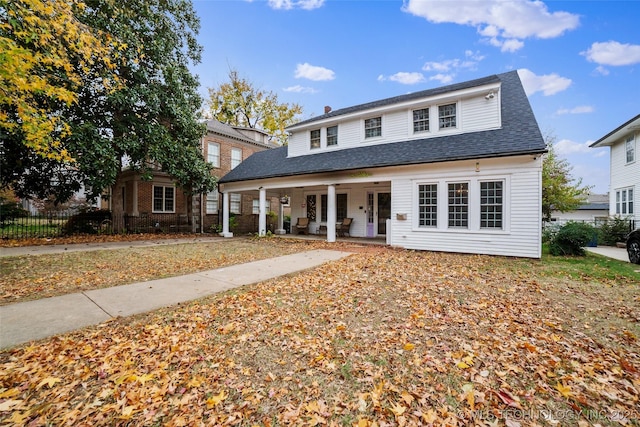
294;63;335;81
268;0;324;10
555;139;592;155
594;65;610;76
385;72;426;85
581;41;640;66
403;0;579;52
429;74;454;84
517;68;572;96
556;105;594;115
283;85;318;94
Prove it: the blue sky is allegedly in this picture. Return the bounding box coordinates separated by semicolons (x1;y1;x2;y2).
191;0;640;195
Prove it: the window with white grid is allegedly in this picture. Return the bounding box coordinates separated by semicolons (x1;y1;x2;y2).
327;126;338;146
448;182;468;228
626;135;636;163
480;181;503;229
418;184;437;227
413;108;430;133
206;191;218;214
439;103;457;129
364;117;382;138
310;129;321;149
207;143;220;168
231;148;242;169
153;185;175;213
230;193;241;214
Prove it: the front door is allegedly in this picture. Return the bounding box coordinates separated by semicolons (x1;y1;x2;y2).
377;192;391;235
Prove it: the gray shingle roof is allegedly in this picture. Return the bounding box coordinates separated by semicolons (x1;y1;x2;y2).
220;71;546;184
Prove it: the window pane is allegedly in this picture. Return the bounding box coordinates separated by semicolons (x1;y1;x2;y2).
439;103;457;129
231;149;242;169
480;181;503;228
418;184;437;227
626;136;635;163
364;117;382;138
327;126;338;146
153;187;163;211
230;193;241;214
448;183;468;228
164;187;174;212
207;143;219;167
252;199;259;215
310;129;321;149
321;194;327;222
413;108;430;133
206;191;218;213
629;189;634;214
337;193;347;221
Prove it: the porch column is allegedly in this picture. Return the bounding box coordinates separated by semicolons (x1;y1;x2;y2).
275;196;286;235
258;187;267;236
327;184;336;243
221;192;233;238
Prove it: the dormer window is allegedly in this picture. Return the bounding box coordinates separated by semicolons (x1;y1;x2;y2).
310;129;321;149
413;108;430;133
439;103;457;129
365;117;382;138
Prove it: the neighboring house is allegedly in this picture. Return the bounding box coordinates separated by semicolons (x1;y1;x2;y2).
590;114;640;228
200;120;281;234
550;193;609;224
105;119;279;234
218;70;547;258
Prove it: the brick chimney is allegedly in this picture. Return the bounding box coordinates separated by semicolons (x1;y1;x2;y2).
324;106;332;114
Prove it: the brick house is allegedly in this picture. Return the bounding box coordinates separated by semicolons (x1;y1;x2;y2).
199;120;281;234
107;119;280;234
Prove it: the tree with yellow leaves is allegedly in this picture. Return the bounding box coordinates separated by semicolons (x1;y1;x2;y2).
0;0;120;161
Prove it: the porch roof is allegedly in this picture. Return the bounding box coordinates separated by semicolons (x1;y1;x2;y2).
219;71;546;184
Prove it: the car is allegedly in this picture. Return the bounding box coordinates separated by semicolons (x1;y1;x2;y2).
627;229;640;264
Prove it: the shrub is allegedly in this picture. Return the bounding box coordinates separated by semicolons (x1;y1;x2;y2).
64;209;112;235
549;222;595;256
542;222;561;243
597;216;633;246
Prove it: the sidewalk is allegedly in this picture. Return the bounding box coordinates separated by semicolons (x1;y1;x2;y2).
0;249;353;350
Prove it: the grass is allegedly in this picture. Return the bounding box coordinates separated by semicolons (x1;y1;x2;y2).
1;237;639;426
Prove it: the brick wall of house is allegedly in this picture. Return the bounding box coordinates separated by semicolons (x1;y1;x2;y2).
201;130;276;235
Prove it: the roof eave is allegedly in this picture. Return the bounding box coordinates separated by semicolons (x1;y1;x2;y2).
590;114;640;148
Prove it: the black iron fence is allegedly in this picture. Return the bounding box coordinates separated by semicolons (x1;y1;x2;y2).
0;210;195;240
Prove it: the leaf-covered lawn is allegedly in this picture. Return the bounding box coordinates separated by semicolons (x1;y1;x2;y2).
1;240;639;426
0;237;322;305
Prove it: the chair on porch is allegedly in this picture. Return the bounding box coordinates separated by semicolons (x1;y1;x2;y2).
337;218;353;237
294;217;309;235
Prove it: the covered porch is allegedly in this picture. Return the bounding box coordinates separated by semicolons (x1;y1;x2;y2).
217;173;393;244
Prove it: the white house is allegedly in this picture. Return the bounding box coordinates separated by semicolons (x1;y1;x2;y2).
590;114;639;228
218;71;547;258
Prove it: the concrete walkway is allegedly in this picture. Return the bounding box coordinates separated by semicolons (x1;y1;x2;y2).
585;245;630;262
0;249;352;350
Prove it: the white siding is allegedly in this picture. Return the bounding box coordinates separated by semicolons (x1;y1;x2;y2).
287;86;501;158
609;132;639;223
388;157;542;258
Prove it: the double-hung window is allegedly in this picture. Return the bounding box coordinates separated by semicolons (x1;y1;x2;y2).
418;184;437;227
439;103;457;129
626;135;636;163
153;185;175;213
616;188;634;215
327;126;338;146
252;199;271;214
230;193;241;214
413;108;430;133
231;148;242;169
480;181;503;229
364;117;382;138
207;142;220;167
310;129;321;149
448;183;468;228
206;191;218;214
